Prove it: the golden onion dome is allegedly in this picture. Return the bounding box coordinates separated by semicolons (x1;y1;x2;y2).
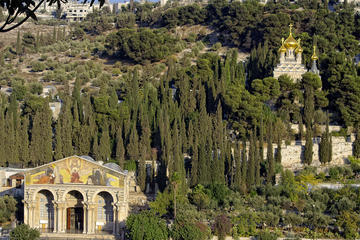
311;45;318;61
279;38;287;53
284;24;299;49
295;39;303;54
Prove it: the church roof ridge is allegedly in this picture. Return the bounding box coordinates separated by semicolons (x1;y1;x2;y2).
23;155;128;176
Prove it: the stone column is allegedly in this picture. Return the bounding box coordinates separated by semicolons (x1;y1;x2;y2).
29;203;36;228
87;203;96;234
57;202;66;233
52;201;57;233
112;203;117;235
82;201;88;234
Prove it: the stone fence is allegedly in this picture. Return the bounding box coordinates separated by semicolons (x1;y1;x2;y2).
263;135;354;170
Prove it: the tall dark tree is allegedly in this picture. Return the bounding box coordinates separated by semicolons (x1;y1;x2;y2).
99;121;111;162
115;126;125;169
319;113;332;164
30;99;53;166
266;121;274;184
247;130;255;187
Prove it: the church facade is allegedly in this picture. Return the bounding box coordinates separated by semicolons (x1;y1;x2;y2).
273;24;319;81
22;156;130;238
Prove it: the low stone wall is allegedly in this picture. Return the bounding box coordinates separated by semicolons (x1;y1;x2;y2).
263;136;354;170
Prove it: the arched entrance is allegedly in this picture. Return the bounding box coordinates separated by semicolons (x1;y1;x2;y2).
95;191;114;233
36;190;54;232
65;190;84;233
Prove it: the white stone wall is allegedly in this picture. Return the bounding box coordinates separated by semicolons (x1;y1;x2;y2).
263;136;353;170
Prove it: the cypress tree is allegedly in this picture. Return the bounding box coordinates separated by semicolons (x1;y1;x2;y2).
298;119;304;141
115;126;125;169
266;121;275;184
275;137;282;164
259;117;264;164
247;130;255;188
99;121;111;162
233;141;242;191
353;126;360;158
30;99;53;165
72;100;81;153
320;113;332;164
60;98;73;157
172;121;185;186
240;139;247;191
190;134;199;187
54;120;63;160
92;130;100;160
5;113;15;166
304;128;313;165
127;123;139;161
254;129;261;185
303;77;315;165
18;116;29;167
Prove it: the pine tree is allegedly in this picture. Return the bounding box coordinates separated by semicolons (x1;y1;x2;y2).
266;121;275;184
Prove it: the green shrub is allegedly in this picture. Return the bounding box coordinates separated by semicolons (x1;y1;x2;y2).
10;224;40;240
31;61;46;72
171;217;210;240
256;230;278;240
126;210;168;240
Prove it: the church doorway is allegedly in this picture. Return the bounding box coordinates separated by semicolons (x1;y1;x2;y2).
65;190;84;233
66;207;84;231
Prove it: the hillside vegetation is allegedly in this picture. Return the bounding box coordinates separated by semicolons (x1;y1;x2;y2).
0;0;359;238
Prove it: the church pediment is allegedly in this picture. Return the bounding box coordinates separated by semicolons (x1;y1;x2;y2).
25;156;126;187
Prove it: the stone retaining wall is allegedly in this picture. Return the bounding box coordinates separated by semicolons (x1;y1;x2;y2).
263;136;354;170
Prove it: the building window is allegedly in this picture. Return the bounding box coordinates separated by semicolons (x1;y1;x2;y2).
40;198;48;218
97;199;105;220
